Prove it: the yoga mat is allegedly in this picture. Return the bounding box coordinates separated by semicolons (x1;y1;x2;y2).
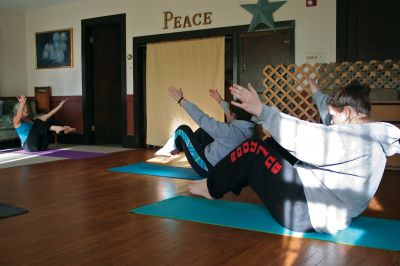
131;195;400;251
13;149;105;159
109;162;202;180
0;203;28;218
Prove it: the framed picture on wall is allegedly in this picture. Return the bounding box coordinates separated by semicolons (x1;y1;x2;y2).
35;28;73;69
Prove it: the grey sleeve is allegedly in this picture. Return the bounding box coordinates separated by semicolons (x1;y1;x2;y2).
219;100;230;115
312;91;332;125
181;99;235;139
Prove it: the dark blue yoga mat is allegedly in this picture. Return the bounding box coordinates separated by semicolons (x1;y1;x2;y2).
131;195;400;251
109;162;202;180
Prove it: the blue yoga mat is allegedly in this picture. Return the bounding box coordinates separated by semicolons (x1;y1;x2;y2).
109;162;202;180
131;195;400;251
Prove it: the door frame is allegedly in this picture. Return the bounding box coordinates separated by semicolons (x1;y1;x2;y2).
132;21;294;148
81;13;126;145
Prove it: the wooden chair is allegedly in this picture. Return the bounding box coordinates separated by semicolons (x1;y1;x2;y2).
34;86;57;143
34;86;52;114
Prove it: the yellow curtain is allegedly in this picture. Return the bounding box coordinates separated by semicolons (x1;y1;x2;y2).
146;36;225;146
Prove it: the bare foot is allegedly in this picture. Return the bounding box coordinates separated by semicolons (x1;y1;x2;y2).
188;179;213;199
51;125;65;134
63;126;76;134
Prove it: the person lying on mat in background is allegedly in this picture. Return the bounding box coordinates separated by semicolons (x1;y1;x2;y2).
13;95;76;152
188;81;400;234
156;86;259;177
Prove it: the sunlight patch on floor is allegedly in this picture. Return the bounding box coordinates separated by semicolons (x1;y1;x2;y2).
146;152;190;168
0;144;132;169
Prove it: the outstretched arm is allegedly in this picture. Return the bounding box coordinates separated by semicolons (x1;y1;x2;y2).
169;86;238;139
209;89;229;114
209;88;223;103
37;98;68;122
168;86;184;104
307;77;332;125
13;95;27;127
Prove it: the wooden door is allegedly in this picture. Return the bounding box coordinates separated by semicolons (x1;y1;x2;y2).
239;29;294;94
92;24;123;145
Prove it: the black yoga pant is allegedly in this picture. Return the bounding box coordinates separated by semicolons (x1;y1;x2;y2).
207;137;314;233
23;119;51;152
174;125;214;177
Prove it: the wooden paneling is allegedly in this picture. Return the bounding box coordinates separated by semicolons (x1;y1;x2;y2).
126;94;134;135
51;96;83;133
371;102;400;170
371;103;400;122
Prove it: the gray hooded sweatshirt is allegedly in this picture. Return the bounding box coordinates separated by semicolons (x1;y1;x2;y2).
253;92;400;233
181;99;255;166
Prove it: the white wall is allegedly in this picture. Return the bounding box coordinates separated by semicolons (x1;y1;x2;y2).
0;8;27;96
4;0;336;96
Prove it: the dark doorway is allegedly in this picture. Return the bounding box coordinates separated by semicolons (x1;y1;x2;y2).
238;29;294;94
82;14;126;145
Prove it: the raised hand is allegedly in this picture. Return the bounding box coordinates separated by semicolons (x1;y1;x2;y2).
229;83;263;117
168;86;184;102
58;98;69;108
17;95;27;105
307;77;320;94
209;89;222;103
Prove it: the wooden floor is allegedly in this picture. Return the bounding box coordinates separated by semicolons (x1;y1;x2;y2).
0;148;399;266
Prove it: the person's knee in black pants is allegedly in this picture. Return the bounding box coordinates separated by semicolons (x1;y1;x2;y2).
174;125;211;177
207;138;314;232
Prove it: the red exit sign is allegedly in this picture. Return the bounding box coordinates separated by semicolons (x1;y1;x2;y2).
306;0;317;7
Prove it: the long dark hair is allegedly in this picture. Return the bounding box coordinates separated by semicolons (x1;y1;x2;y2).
328;81;371;117
228;98;264;139
228;99;253;121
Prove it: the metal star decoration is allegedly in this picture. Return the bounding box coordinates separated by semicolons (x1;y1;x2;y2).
241;0;287;32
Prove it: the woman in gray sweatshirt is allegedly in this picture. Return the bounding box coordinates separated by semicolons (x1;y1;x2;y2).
188;81;400;234
156;86;255;177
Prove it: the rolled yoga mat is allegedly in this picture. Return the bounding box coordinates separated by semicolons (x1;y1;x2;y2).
109;162;202;180
131;195;400;251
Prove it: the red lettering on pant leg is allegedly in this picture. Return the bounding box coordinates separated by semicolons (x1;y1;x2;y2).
230;151;236;162
243;141;249;153
236;146;243;158
265;155;276;169
250;141;258;153
256;145;269;157
271;162;283;174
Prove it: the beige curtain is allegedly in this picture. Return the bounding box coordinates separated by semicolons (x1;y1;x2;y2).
146;36;225;146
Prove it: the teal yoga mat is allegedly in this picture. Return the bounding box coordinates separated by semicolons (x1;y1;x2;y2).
131;195;400;251
109;162;202;180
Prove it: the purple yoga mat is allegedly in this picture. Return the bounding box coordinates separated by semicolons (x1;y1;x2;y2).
9;148;105;159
